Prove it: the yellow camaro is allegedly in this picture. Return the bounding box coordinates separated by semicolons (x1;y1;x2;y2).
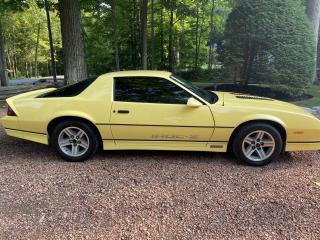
1;71;320;166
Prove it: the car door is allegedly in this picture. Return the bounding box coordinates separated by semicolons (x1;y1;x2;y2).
110;76;214;146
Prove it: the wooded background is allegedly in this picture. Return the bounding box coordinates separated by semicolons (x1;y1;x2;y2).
0;0;319;97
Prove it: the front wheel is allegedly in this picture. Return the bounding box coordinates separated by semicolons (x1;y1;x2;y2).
51;120;99;162
232;123;283;166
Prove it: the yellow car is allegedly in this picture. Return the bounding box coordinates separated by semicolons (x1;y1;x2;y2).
1;71;320;166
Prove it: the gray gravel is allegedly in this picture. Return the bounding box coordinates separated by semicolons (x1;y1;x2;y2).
0;109;320;239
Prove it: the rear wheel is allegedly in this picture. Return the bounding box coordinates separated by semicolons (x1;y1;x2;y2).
51;120;99;162
232;123;283;166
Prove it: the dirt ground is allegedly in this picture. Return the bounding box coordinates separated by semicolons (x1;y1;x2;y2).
0;109;320;239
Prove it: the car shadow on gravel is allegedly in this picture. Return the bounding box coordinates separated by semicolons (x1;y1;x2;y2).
0;134;313;170
96;148;300;170
99;149;237;164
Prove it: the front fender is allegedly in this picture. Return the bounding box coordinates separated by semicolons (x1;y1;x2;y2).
236;114;287;129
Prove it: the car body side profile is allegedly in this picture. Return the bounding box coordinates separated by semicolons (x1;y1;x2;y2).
1;71;320;166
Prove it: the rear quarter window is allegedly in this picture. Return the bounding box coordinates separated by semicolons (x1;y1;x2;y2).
38;77;97;98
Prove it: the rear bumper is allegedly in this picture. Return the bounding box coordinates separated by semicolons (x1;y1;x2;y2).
1;115;48;145
286;141;320;151
4;128;48;145
1;115;20;129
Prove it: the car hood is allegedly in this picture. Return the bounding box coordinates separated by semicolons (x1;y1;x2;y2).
213;91;315;118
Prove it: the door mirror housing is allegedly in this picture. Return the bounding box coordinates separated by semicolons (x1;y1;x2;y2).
187;97;202;108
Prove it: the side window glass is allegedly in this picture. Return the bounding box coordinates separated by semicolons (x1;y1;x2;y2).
114;77;191;104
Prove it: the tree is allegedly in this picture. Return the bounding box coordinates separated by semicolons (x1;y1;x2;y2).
150;0;155;69
194;0;207;70
208;0;215;70
168;4;174;72
141;0;148;70
0;19;8;86
306;0;320;82
44;0;57;82
3;0;62;79
111;0;120;71
224;0;315;96
0;0;29;86
59;0;87;84
79;0;231;75
34;19;41;77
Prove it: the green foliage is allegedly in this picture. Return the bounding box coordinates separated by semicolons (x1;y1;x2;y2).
176;68;223;82
224;0;315;96
2;0;62;78
0;0;317;103
0;0;28;12
81;0;232;75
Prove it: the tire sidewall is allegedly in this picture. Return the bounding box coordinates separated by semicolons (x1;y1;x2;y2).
51;120;98;162
233;123;283;166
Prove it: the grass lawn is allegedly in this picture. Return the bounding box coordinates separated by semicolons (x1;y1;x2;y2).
293;85;320;107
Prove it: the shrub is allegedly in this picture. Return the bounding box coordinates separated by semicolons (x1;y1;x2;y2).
175;69;223;83
224;0;316;96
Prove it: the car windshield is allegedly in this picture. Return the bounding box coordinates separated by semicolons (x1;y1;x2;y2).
170;74;218;104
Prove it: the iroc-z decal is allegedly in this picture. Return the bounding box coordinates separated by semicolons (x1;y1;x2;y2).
152;134;199;140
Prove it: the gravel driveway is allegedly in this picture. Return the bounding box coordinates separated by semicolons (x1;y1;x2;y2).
0;111;320;239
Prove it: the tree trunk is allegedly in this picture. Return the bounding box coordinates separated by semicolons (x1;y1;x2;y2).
6;50;12;78
111;0;120;71
168;8;174;72
14;55;18;78
160;6;165;69
306;0;320;83
45;0;57;83
35;20;41;77
141;0;148;70
176;38;180;66
29;62;33;77
25;62;29;78
150;0;155;69
0;20;9;87
241;40;256;86
208;0;215;70
194;4;200;70
197;6;205;70
59;0;88;84
130;0;137;68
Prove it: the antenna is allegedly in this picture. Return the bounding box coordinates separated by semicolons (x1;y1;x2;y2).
222;93;225;106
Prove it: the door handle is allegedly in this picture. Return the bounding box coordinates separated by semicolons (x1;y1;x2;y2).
117;110;130;114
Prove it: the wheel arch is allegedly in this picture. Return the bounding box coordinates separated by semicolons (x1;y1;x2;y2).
47;116;103;146
228;119;287;152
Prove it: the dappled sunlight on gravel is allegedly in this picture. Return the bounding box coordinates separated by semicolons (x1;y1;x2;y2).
0;118;319;239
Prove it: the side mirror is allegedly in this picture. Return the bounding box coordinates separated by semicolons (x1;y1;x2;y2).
187;97;202;108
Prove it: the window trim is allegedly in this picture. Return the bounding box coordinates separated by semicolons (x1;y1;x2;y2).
166;78;208;105
170;74;218;104
112;76;205;105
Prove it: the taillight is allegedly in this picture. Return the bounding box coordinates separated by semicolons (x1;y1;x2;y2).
7;105;17;116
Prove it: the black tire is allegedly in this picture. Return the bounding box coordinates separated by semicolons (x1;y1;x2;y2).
232;123;283;166
51;120;99;162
